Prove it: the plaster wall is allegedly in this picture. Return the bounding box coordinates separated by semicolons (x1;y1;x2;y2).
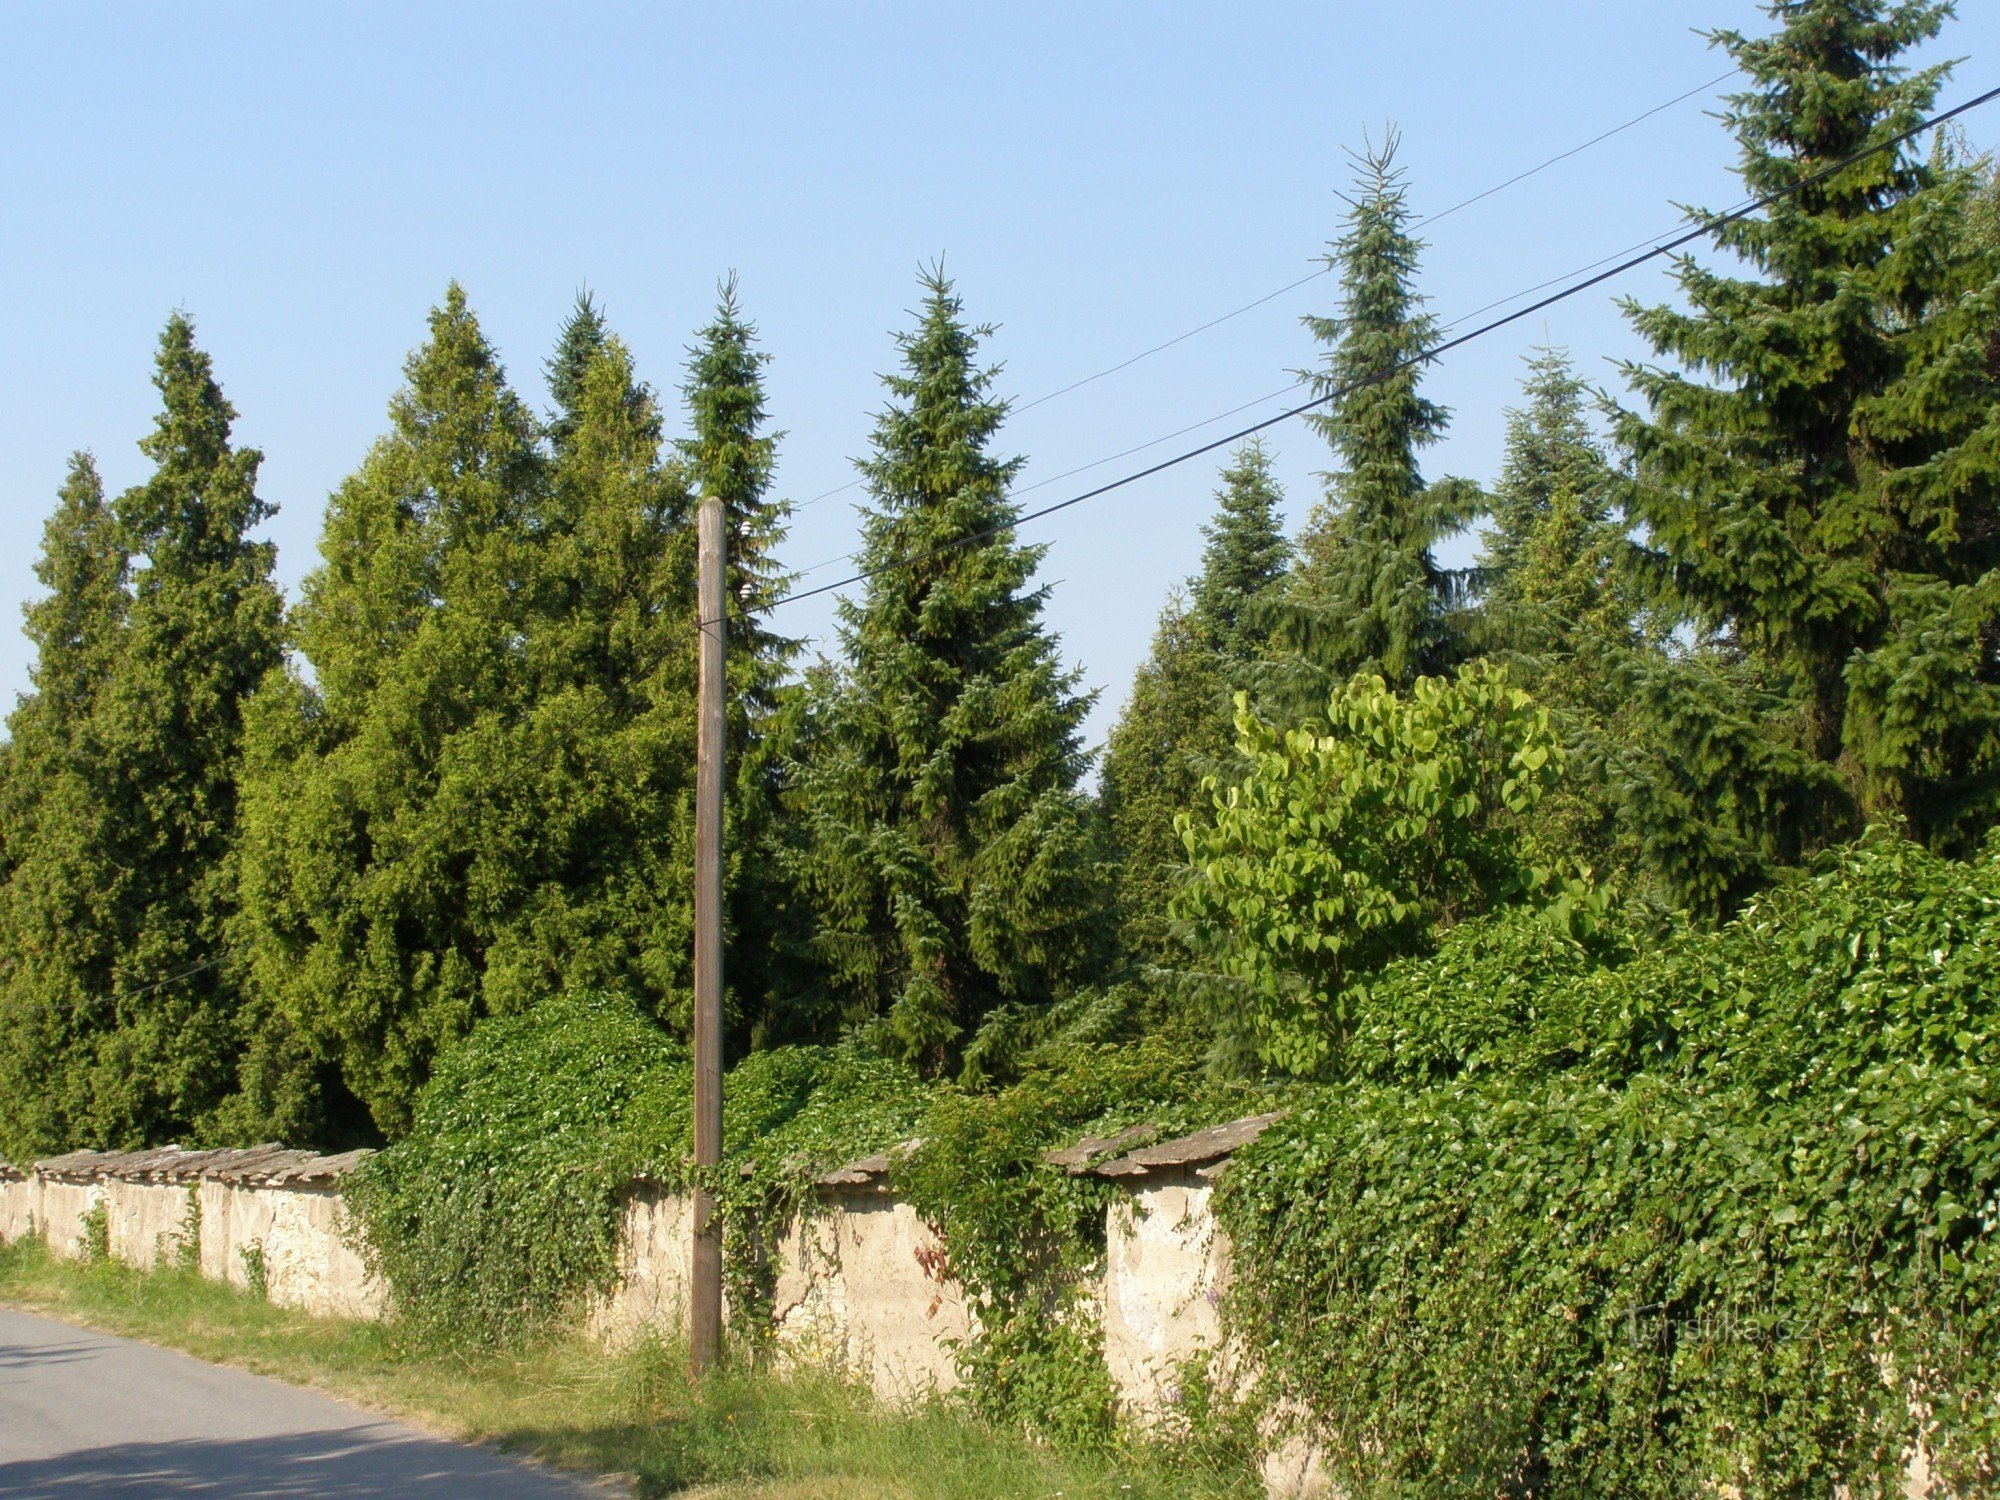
771;1193;971;1400
35;1180;101;1260
215;1182;278;1293
0;1176;39;1243
1104;1171;1332;1497
260;1184;381;1320
103;1179;197;1269
196;1178;235;1283
587;1184;693;1345
1103;1172;1227;1422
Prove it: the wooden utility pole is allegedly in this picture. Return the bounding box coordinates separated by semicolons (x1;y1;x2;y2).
690;493;726;1375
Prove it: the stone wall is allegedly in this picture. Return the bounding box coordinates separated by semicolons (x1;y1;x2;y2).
0;1118;1953;1500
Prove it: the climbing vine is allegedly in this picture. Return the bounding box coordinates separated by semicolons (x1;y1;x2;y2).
899;1024;1270;1445
345;991;929;1347
1217;835;2000;1497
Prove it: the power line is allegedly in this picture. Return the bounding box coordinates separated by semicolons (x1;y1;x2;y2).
730;83;1999;625
1011;271;1329;416
1412;68;1737;230
781;379;1307;584
118;955;224;1001
780;191;1738;587
785;66;1738;515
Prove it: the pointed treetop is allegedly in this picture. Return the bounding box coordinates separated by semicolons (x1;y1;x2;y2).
1480;345;1607;581
860;264;1021;531
1188;439;1290;661
681;273;777;513
545;288;615;446
1279;127;1473;692
22;452;128;717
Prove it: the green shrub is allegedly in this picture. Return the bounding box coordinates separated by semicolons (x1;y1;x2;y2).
1218;833;2000;1497
346;990;929;1347
346;992;692;1343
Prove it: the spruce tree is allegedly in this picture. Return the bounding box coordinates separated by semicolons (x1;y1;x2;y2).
71;316;283;1147
545;289;613;452
1101;442;1290;965
1268;132;1479;716
789;269;1109;1079
1615;0;2000;868
676;278;812;1049
1187;439;1292;658
1475;348;1644;876
0;455;131;1157
1477;348;1620;648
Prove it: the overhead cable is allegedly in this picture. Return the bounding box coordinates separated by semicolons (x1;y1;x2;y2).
787;66;1739;513
727;83;1999;624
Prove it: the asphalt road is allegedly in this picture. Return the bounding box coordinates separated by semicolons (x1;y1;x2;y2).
0;1308;613;1498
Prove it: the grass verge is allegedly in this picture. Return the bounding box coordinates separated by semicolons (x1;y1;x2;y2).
0;1238;1259;1498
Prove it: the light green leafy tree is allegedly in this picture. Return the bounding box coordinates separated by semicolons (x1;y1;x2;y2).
1174;664;1574;1077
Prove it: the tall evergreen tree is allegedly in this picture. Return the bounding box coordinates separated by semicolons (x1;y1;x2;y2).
676;277;812;1050
1475;348;1645;876
20;317;286;1149
1267;132;1478;715
501;311;699;1024
1102;442;1290;965
1615;0;2000;881
233;288;742;1141
0;455;132;1158
234;286;552;1137
789;269;1109;1079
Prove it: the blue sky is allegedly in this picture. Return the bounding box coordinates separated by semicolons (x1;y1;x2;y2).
5;2;1998;751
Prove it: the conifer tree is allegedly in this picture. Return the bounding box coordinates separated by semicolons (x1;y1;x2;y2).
1268;133;1478;716
505;310;699;1021
46;316;284;1148
1477;349;1620;648
1475;348;1643;875
545;289;613;452
0;455;131;1157
676;278;812;1049
235;286;552;1136
1187;440;1292;658
1615;0;2000;873
789;269;1109;1079
1102;442;1290;965
234;288;753;1140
